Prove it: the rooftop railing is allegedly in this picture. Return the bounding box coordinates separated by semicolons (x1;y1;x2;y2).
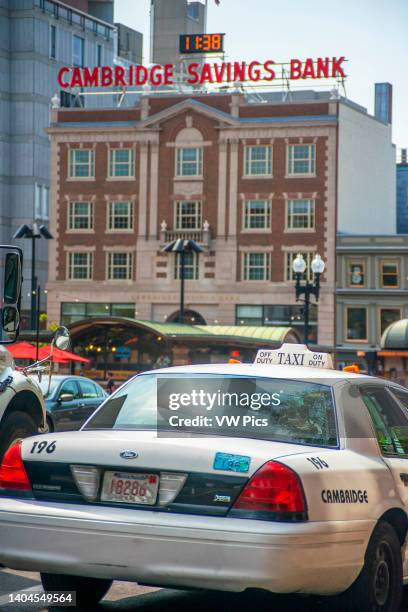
34;0;115;41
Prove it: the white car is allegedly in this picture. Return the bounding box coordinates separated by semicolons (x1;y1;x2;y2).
0;344;407;611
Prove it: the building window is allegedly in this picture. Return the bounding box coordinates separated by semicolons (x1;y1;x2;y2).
60;91;81;108
286;199;315;230
285;252;314;282
346;307;367;341
380;260;399;288
68;149;94;178
176;147;203;177
97;43;103;67
243;200;271;230
34;184;49;220
68;202;93;230
107;252;133;280
347;259;366;288
235;304;318;343
379;308;402;336
236;305;263;326
244;146;272;177
108;148;135;178
287;144;316;175
73;35;84;67
243;253;270;281
175;252;199;280
108;201;133;230
68;252;93;280
49;25;57;59
61;302;135;325
175;201;202;230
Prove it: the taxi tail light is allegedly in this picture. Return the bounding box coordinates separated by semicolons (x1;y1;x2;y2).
0;441;32;491
230;460;307;521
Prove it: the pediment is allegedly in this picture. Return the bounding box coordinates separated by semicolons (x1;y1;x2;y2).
137;98;238;128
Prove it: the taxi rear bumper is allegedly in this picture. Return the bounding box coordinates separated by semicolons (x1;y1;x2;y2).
0;497;373;595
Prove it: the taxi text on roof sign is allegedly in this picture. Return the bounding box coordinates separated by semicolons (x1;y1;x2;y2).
254;344;334;369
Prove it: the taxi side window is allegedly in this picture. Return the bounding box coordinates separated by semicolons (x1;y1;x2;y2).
390;388;408;411
361;386;408;456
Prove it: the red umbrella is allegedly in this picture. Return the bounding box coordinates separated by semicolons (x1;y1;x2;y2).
7;342;37;359
38;346;90;364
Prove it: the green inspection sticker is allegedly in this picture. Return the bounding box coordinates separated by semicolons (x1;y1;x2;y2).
213;452;251;473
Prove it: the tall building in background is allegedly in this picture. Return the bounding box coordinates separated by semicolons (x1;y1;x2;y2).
397;149;408;233
150;0;206;65
115;22;143;64
0;0;142;326
374;82;393;124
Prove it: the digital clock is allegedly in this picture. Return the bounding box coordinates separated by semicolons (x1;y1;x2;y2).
179;33;224;54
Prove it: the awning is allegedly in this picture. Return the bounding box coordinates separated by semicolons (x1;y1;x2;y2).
377;351;408;357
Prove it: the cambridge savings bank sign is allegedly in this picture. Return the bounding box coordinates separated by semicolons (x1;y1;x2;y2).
57;56;347;89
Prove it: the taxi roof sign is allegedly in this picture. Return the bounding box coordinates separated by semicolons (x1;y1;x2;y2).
254;343;334;369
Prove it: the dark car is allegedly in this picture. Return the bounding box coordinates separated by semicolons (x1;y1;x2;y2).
35;375;107;432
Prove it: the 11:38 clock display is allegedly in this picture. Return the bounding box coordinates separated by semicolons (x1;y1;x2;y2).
180;33;224;54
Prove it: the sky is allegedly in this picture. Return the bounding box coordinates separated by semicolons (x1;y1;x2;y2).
114;0;408;151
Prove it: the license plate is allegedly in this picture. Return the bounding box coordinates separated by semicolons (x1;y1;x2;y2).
101;471;159;505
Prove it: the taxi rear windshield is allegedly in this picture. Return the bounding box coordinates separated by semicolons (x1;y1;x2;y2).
84;374;338;447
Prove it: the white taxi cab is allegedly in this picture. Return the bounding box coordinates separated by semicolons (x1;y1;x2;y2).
0;344;407;611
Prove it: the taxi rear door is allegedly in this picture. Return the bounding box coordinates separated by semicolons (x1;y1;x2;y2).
359;384;408;576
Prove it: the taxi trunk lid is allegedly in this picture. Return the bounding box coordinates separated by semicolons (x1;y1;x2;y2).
21;430;313;517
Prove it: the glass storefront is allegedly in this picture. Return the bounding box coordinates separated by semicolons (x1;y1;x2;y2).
61;302;135;325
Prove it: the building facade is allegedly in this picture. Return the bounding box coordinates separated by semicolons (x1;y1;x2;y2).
0;0;118;319
336;234;408;374
45;89;395;346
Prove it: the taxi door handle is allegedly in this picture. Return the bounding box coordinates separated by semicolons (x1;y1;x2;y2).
399;473;408;486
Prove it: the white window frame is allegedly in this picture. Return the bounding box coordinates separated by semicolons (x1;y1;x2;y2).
72;34;85;67
174;252;199;280
68;252;93;281
244;145;273;177
68;149;95;179
107;201;134;231
242;200;271;231
285;252;314;282
287;144;316;176
174;201;202;230
108;148;135;179
107;252;133;281
345;306;368;343
242;252;271;281
286;199;315;230
34;183;42;219
68;201;93;231
49;24;57;59
175;147;203;178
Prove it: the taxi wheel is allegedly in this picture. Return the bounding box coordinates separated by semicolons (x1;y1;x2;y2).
0;411;38;462
338;521;403;612
40;573;113;607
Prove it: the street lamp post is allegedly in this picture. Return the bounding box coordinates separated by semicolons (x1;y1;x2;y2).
162;239;203;324
292;253;326;345
13;223;53;330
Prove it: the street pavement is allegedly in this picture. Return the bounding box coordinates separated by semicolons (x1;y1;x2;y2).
1;569;408;612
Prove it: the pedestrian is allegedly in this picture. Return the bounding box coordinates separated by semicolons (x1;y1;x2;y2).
106;371;116;395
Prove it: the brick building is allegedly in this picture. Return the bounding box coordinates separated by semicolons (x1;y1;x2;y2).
45;89;395;346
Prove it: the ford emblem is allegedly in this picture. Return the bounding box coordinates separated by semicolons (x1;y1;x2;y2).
120;450;139;459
